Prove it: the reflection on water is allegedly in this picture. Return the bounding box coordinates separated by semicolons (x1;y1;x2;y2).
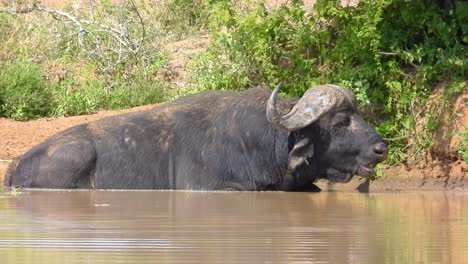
0;187;467;263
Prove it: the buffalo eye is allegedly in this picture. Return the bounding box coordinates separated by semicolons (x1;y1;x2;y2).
332;113;351;127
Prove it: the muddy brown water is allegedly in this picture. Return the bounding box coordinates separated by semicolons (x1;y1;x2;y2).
0;162;467;263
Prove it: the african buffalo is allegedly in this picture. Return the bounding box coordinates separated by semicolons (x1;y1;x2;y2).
4;84;387;191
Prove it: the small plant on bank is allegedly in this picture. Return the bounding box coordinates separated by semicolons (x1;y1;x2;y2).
49;72;169;117
457;129;468;162
157;0;236;36
0;59;50;120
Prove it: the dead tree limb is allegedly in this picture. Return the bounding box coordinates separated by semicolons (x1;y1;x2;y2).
0;1;147;74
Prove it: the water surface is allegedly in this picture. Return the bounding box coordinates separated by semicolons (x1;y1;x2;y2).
0;169;467;263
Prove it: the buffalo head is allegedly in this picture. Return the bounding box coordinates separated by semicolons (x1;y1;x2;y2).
267;84;387;183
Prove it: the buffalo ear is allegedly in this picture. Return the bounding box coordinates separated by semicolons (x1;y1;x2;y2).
288;137;314;171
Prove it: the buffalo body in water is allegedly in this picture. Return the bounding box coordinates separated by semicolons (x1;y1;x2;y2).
5;84;387;190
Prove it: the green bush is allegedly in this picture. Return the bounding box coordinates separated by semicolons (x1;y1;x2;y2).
0;60;50;120
457;129;468;162
160;0;209;31
49;79;108;117
190;0;467;164
0;60;168;119
49;74;168;117
159;0;235;35
105;78;168;110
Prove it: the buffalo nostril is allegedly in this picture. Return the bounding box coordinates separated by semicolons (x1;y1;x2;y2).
373;142;388;157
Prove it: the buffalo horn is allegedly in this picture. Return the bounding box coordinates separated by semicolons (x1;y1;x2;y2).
267;84;356;131
266;82;283;124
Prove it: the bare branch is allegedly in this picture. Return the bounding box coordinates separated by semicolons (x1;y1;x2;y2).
1;1;148;75
34;4;88;34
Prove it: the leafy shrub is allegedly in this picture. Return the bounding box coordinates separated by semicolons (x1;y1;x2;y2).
158;0;236;34
49;79;108;117
105;78;168;110
49;74;168;117
457;129;468;161
0;60;50;120
190;1;314;93
0;59;168;119
159;0;209;31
